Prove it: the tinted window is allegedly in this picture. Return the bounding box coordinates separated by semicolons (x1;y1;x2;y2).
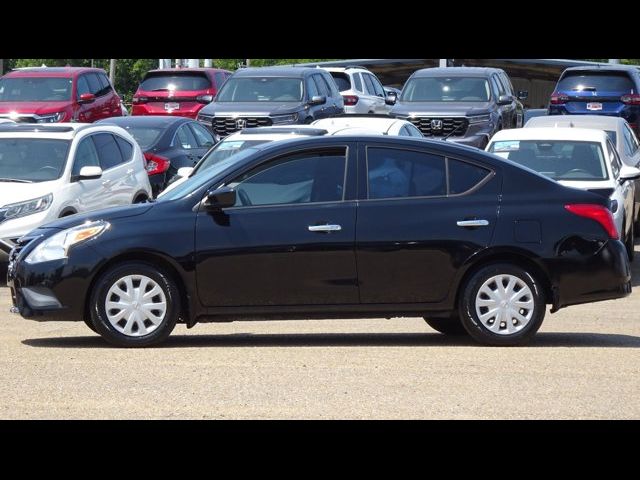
401;77;490;102
229;148;346;206
448;159;491;194
140;72;211;91
93;133;125;170
114;136;133;162
557;72;635;93
353;73;363;92
623;124;638;156
0;77;72;102
214;72;227;90
76;75;91;98
306;77;319;97
72;137;100;176
489;76;501;99
628;124;640;151
362;74;376;95
606;140;622;177
493;74;506;95
499;73;513;95
97;73;112;96
489;139;608;181
330;72;351;92
367;147;446;199
86;73;103;96
189;122;215;148
175;124;198;149
312;74;330;97
193;139;271;175
366;74;385;97
217;77;303;102
0;138;69;182
118;127;163;150
322;73;340;97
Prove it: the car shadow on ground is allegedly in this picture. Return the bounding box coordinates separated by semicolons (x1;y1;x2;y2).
0;263;7;287
21;331;640;349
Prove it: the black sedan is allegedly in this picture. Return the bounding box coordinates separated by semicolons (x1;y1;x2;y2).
96;115;215;196
7;136;631;347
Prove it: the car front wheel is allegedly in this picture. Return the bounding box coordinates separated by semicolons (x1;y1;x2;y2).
459;264;546;346
89;262;180;347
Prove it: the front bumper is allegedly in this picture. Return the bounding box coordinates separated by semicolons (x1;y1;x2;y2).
1;210;54;261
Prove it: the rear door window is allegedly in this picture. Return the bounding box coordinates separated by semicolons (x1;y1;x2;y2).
114;136;134;162
93;133;125;170
175;124;198;150
606;139;622;178
189;122;215;148
623;123;639;156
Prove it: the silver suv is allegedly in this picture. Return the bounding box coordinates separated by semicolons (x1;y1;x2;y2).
322;67;395;115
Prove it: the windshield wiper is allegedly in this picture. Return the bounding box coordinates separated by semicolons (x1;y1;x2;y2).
0;178;33;183
151;88;171;92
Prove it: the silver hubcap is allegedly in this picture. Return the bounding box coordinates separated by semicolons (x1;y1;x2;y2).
475;274;534;335
105;275;167;337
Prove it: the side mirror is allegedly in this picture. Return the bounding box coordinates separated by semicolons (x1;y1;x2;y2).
497;94;512;105
517;90;529;101
76;166;102;181
203;186;236;210
619;164;640;182
78;93;96;104
309;95;326;106
385;93;397;105
177;166;194;178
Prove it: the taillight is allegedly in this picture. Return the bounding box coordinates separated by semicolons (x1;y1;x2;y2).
144;153;170;176
196;94;214;104
550;92;569;105
342;95;359;106
133;96;148;104
565;204;619;239
620;94;640;105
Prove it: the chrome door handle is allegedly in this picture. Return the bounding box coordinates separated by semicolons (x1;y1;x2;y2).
457;219;489;227
308;224;342;232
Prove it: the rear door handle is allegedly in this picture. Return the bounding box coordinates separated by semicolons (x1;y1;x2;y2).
308;224;342;232
456;219;489;227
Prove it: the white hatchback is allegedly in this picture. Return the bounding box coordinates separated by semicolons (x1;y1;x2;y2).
486;127;640;260
0;123;152;260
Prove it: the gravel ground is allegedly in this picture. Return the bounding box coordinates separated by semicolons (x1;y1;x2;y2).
0;240;638;419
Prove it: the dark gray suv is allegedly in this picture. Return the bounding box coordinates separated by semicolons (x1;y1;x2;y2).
197;67;344;141
390;67;527;149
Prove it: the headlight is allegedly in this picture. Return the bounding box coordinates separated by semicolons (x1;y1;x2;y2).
2;194;53;220
271;113;299;125
24;221;109;264
468;114;491;124
36;112;65;123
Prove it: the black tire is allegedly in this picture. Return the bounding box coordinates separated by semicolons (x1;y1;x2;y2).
459;263;546;346
89;262;180;347
424;314;468;335
625;221;635;262
83;317;98;333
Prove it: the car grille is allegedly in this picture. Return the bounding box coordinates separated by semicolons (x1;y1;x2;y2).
408;117;469;137
212;116;273;137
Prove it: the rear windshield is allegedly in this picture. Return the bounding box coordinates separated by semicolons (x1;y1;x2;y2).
401;77;490;102
557;71;635;93
0;138;70;182
216;77;304;102
488;139;608;181
330;73;351;92
0;77;72;102
139;72;211;92
119;127;164;150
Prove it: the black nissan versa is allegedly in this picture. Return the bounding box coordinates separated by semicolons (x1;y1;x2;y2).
196;67;344;141
390;67;527;149
7;136;631;347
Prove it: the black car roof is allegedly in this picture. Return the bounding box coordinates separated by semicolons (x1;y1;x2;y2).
232;67;321;78
411;67;504;78
95;116;192;128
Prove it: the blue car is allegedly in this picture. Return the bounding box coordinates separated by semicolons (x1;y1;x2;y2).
549;65;640;136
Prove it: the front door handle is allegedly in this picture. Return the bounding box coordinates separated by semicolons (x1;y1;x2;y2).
456;219;489;227
308;224;342;233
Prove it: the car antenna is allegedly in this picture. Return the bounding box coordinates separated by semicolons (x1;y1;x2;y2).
443;123;464;141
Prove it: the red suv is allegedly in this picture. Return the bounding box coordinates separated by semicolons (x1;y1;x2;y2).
132;68;231;119
0;67;123;123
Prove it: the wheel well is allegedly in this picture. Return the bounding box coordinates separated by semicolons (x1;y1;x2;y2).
454;252;553;311
59;208;77;217
133;193;149;203
84;252;192;327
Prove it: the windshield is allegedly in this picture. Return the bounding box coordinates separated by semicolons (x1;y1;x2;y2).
139;73;211;92
0;77;73;102
0;138;70;182
401;77;490;102
119;126;164;150
216;77;304;102
192;139;271;175
159;147;261;201
489;139;608;181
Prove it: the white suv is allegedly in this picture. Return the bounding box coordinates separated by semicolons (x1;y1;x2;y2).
0;123;152;260
322;67;394;115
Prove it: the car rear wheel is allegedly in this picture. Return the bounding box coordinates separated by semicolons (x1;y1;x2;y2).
459;264;546;346
89;262;180;347
424;314;467;335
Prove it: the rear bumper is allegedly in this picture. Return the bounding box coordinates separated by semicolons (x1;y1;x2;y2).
548;238;631;311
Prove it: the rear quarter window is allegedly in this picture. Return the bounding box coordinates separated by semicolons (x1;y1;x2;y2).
448;159;491;194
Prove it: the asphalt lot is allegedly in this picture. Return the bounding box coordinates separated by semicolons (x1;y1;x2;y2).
1;240;639;420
